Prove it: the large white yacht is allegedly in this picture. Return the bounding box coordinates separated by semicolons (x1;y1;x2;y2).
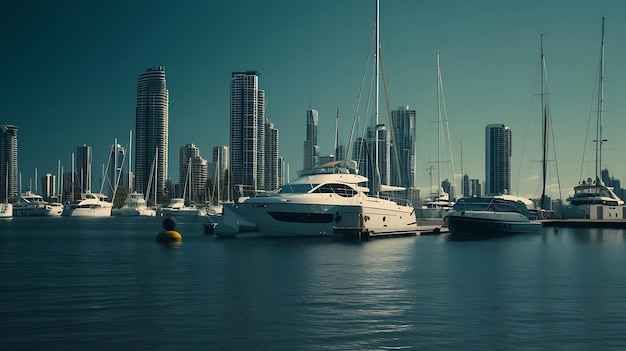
62;191;113;217
215;161;419;238
12;191;62;217
112;192;156;216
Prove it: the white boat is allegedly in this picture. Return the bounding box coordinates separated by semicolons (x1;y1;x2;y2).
446;195;542;236
0;202;11;219
62;191;113;217
12;191;61;217
419;52;457;220
215;161;419;238
215;3;421;238
561;18;625;220
159;198;200;217
1;167;13;218
112;191;156;216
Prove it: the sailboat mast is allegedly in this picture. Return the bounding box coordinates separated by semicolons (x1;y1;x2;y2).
540;34;548;209
595;17;605;184
436;52;442;197
374;0;380;195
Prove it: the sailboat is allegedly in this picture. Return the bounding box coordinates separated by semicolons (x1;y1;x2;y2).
160;157;201;217
420;52;456;218
215;0;423;238
112;132;156;216
561;17;625;220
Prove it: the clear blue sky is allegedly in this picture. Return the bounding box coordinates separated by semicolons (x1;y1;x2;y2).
2;0;626;200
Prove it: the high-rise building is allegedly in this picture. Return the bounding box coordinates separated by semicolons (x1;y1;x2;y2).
0;125;18;201
265;119;280;191
303;109;319;170
485;124;512;195
390;106;416;188
76;144;92;193
210;146;229;182
179;144;207;201
230;71;265;195
179;143;200;190
353;124;389;193
135;66;169;199
462;174;470;197
209;146;229;200
106;143;126;197
470;178;482;197
42;173;56;200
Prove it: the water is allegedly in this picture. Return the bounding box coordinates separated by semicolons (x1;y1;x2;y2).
2;217;626;350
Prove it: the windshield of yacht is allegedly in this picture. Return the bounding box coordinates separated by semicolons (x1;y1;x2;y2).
311;183;357;197
279;183;316;194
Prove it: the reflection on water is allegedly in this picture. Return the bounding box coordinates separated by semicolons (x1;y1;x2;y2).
1;219;626;350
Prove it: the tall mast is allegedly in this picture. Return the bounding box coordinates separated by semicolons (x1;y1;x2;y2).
374;0;380;195
540;34;548;209
436;52;442;197
595;17;605;184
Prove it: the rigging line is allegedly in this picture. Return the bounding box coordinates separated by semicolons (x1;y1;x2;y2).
437;53;457;196
346;27;376;166
379;51;403;186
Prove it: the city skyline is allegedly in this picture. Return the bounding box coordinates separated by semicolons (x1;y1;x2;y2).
3;1;626;200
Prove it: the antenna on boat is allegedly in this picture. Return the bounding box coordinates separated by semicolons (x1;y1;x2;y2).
594;16;606;186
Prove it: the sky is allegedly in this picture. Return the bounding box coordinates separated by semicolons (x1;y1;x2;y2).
2;0;626;200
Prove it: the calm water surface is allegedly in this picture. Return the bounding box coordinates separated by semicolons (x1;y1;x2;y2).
1;217;626;350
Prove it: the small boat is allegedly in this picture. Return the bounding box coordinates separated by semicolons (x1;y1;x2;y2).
446;195;542;236
0;202;11;219
62;191;113;217
159;198;200;217
112;191;156;216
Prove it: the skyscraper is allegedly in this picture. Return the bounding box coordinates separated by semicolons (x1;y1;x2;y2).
76;144;92;193
390;106;416;188
485;124;512;195
230;71;265;194
179;144;207;201
0;125;18;201
303;109;319;170
135;66;168;199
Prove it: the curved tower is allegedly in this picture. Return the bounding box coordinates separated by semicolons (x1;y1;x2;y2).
135;66;168;199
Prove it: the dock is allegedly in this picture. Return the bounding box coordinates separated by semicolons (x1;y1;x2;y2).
540;219;626;229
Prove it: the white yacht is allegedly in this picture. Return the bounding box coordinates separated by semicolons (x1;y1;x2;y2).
215;161;419;238
0;202;11;219
62;192;113;217
561;18;626;221
112;191;156;216
12;191;62;217
159;198;201;217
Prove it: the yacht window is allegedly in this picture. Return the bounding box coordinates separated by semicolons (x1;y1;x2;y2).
311;183;356;197
279;183;316;194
